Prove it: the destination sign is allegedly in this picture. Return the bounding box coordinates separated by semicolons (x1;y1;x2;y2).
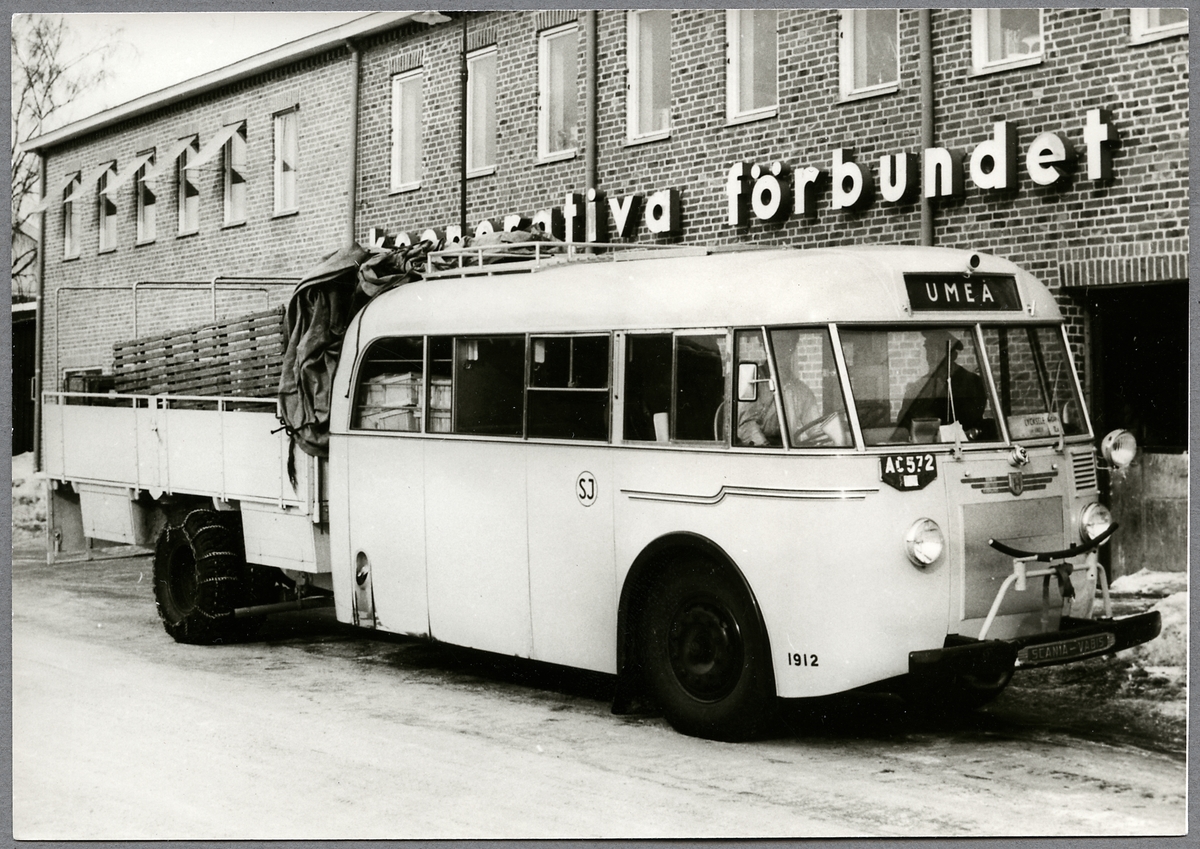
904;274;1022;312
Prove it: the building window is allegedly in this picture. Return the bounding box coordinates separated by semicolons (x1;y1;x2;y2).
972;9;1043;74
467;47;497;175
177;137;200;234
538;23;579;161
1131;8;1188;43
224;124;247;225
97;164;117;252
62;172;81;258
726;9;777;123
840;9;900;99
626;10;671;142
136;152;156;244
273;108;298;214
390;71;422;191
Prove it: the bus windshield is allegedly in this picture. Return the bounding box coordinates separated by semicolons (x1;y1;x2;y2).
840;324;1086;446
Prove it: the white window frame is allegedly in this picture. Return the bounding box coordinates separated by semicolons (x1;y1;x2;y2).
467;46;497;177
97;164;118;253
726;9;778;124
223;123;248;226
626;10;672;144
177;138;201;235
1130;8;1188;44
538;22;579;163
971;8;1044;75
136;151;156;245
390;70;423;192
62;173;81;259
273;108;299;215
839;9;901;101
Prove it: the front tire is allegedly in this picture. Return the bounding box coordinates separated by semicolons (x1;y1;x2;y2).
153;509;262;644
639;558;776;741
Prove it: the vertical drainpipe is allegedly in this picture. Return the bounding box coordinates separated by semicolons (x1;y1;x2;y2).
460;14;469;239
919;9;934;247
585;11;599;193
346;40;361;248
32;154;47;472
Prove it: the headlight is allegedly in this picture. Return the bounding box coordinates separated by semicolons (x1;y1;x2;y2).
1101;429;1137;469
905;518;944;567
1080;502;1113;542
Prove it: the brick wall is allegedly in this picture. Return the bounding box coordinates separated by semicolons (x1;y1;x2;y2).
42;9;1188;393
39;49;355;386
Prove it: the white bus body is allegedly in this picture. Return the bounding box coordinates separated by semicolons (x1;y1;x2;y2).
44;245;1159;740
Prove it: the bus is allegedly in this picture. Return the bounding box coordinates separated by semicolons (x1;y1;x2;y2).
329;243;1158;740
43;243;1160;741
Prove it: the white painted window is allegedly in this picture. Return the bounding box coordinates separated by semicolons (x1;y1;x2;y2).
136;152;156;244
972;8;1044;74
97;164;117;252
273;109;298;213
224;124;247;225
467;47;497;175
177;138;200;234
840;9;900;99
1130;8;1188;43
627;10;671;142
391;71;422;191
62;173;81;258
538;23;579;161
726;9;777;123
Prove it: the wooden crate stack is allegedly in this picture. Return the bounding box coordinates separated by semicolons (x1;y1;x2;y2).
112;307;287;398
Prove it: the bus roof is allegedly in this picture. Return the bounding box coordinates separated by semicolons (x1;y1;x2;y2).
353;245;1062;340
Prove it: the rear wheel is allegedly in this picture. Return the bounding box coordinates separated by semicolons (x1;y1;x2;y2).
153;509;263;644
639;558;776;741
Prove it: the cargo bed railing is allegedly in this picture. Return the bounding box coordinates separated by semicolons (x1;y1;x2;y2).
41;391;316;513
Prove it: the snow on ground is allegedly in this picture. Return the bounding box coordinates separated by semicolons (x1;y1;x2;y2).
1109;568;1189;598
1128;591;1188;669
12;452;46;548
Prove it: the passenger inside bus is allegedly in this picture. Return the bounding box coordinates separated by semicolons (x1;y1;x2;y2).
897;329;988;440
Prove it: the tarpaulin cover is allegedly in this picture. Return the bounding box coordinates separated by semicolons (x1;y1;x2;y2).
277;231;562;475
277;242;426;466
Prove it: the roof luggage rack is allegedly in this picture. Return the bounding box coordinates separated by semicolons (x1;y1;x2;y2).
423;239;710;280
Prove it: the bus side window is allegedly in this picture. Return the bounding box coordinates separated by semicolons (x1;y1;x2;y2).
453;335;526;436
733;329;781;447
527;335;611;441
674;334;727;442
352;336;424;432
623;334;673;441
427;336;453;432
623;333;727;443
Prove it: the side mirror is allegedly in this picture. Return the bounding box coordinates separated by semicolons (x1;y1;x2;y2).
737;363;759;402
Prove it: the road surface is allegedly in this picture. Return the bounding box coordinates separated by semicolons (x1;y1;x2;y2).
11;547;1187;840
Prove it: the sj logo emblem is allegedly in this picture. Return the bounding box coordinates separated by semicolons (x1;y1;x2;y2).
1008;472;1025;496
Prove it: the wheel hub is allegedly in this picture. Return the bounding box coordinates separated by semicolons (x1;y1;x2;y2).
667;599;744;702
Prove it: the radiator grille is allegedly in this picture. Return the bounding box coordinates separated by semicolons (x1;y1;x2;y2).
962;497;1064;620
1070;447;1098;492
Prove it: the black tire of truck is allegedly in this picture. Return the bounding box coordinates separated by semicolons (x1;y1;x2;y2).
639;558;777;742
152;509;264;644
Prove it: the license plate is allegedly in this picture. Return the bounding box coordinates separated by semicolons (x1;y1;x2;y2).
1016;632;1117;667
880;452;937;491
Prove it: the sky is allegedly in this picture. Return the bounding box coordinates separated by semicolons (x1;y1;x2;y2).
26;11;369;132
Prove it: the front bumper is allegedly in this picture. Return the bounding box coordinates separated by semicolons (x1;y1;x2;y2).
909;610;1162;689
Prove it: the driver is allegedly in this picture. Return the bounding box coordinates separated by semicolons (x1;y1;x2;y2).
898;328;987;435
737;333;824;446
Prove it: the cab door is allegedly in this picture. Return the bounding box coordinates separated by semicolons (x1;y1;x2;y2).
343;336;429;636
423;335;533;656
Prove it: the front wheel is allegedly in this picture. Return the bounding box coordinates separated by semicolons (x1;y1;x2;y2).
153;509;262;644
639;559;776;741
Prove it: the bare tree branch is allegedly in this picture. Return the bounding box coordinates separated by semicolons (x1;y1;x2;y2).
11;14;122;299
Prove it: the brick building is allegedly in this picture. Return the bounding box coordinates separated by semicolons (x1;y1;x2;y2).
23;9;1188;574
